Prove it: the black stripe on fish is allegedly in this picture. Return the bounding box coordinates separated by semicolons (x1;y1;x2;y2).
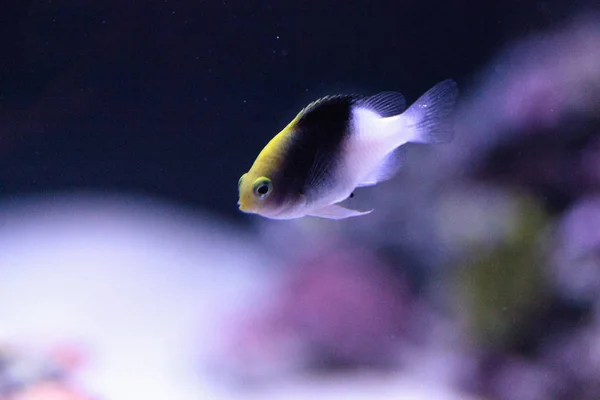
272;95;358;204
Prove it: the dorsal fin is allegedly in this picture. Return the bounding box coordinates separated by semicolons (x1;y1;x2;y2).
296;95;357;120
355;91;406;117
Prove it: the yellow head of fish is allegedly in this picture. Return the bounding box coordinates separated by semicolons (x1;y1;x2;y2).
237;122;305;218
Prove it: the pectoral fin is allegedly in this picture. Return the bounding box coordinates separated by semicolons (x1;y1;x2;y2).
308;204;373;220
357;147;406;187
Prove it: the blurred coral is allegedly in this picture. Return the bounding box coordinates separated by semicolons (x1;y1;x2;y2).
548;196;600;303
274;245;411;368
8;382;95;400
580;137;600;190
217;243;412;382
482;355;566;400
438;188;551;350
0;342;95;400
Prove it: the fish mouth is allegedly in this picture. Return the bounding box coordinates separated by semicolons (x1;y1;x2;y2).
237;201;251;213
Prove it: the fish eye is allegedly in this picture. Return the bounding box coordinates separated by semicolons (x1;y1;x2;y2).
253;177;272;199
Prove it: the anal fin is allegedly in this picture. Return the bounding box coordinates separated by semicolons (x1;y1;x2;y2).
308;204;373;220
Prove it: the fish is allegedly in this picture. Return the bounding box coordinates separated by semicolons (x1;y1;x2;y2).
237;79;458;220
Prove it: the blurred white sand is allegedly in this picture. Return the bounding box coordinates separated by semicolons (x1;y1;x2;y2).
0;193;272;400
0;193;476;400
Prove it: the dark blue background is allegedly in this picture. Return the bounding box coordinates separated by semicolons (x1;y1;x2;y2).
0;0;578;222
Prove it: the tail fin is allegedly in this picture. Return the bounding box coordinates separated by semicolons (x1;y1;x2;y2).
403;79;459;144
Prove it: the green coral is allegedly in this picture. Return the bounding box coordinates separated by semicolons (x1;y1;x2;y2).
457;193;551;350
